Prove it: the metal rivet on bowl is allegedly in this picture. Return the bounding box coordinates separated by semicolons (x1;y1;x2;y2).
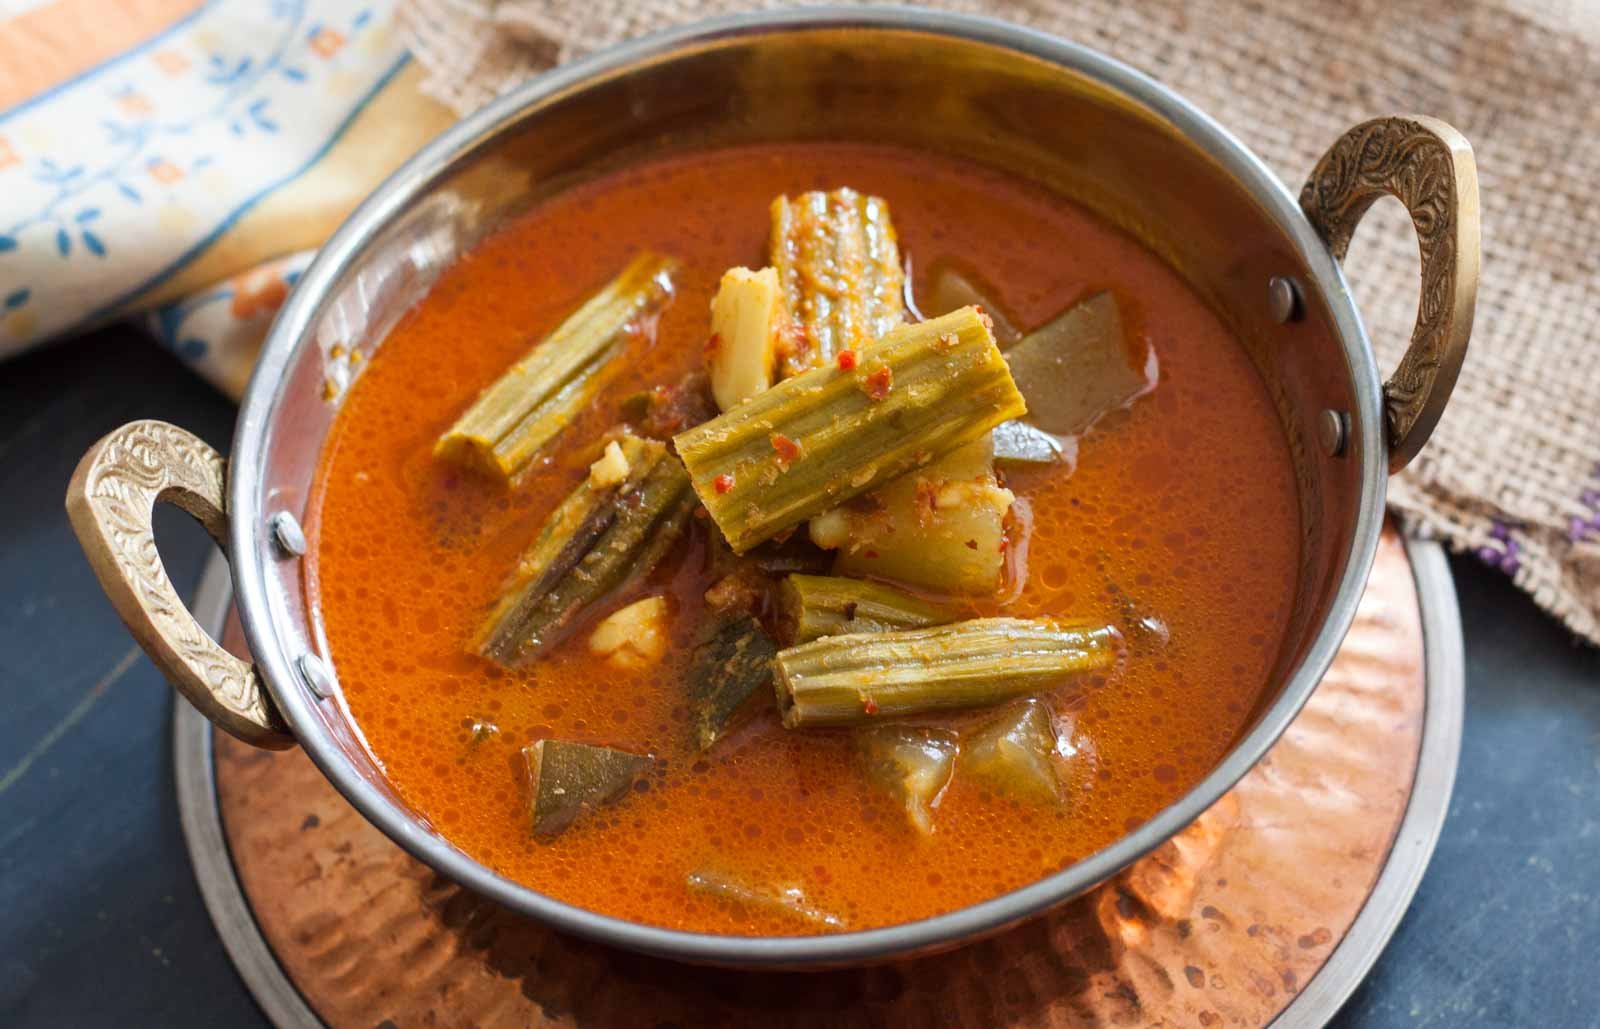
1319;409;1350;457
296;653;334;700
269;511;307;557
1268;275;1304;324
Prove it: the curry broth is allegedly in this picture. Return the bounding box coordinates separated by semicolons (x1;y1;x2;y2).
306;143;1300;934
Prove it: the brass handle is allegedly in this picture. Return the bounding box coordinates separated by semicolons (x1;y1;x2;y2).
1300;115;1480;474
65;420;294;749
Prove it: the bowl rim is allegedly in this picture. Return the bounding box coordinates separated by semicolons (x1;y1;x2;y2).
232;5;1386;965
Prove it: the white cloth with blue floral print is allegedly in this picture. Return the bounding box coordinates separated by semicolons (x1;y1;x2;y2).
0;0;437;396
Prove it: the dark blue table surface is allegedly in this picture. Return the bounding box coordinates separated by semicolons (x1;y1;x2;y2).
2;329;1596;1027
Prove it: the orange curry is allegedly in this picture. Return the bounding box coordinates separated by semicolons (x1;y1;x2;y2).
306;143;1300;935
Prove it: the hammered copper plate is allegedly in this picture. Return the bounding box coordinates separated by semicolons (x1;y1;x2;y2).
211;527;1425;1028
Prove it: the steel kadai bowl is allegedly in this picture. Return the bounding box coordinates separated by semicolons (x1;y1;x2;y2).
67;8;1479;967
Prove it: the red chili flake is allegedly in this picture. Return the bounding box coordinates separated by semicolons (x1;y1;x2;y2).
862;697;880;715
998;537;1009;552
770;433;801;463
863;548;880;559
836;349;858;371
965;539;979;550
864;366;892;401
703;333;721;355
713;474;734;495
778;322;812;361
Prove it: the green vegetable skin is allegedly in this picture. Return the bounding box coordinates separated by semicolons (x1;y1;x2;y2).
436;253;679;481
771;188;905;377
687;614;779;750
523;739;656;840
773;617;1120;728
477;435;694;666
673;306;1026;554
858;725;958;835
1002;291;1156;436
778;574;952;644
991;419;1073;467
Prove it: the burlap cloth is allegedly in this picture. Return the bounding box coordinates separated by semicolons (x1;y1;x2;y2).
399;0;1600;645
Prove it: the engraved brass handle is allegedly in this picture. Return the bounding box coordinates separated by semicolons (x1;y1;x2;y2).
1300;115;1480;474
65;420;294;749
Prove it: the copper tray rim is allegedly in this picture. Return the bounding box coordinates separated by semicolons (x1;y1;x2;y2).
172;535;1463;1027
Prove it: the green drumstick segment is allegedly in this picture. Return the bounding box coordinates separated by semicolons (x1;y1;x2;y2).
778;574;953;645
436;252;679;481
673;306;1025;554
773;617;1119;728
686;614;780;751
686;869;847;930
477;435;693;666
770;188;905;377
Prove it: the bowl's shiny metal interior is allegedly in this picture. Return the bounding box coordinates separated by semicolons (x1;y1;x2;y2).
229;8;1384;965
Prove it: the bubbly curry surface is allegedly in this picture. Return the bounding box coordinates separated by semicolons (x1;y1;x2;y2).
306;143;1300;934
